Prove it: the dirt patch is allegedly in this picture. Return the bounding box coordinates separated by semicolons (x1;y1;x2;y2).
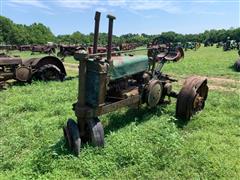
177;75;239;92
207;77;240;87
207;85;239;92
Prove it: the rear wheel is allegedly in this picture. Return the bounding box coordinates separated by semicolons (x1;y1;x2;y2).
37;64;65;81
176;76;208;120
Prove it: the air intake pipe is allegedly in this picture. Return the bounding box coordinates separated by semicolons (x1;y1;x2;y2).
107;14;116;65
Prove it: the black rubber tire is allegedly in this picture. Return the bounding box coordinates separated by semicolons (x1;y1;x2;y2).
63;126;71;148
234;60;240;72
66;119;81;156
87;118;104;147
38;64;65;81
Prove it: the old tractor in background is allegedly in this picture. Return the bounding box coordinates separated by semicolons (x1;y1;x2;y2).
0;54;66;89
223;38;238;51
57;45;121;60
18;45;32;51
57;45;86;59
31;45;56;55
204;39;214;47
62;12;209;156
184;42;201;51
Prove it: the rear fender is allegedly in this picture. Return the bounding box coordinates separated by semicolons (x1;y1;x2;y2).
23;56;66;75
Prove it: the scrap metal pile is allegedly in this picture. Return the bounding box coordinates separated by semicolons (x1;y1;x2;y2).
0;44;56;55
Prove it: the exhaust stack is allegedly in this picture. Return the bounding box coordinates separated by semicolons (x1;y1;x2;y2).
93;11;101;54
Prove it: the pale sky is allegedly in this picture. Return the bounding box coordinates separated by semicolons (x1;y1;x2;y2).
1;0;240;35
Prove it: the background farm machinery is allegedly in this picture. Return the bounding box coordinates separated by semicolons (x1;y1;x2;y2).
57;45;85;58
184;42;201;51
57;44;121;59
223;38;238;51
31;44;56;55
63;12;209;155
203;39;214;47
0;44;57;55
0;54;66;89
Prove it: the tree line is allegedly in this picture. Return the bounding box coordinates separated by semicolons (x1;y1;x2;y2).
1;15;240;46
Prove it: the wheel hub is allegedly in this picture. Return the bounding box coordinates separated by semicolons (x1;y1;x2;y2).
147;80;162;107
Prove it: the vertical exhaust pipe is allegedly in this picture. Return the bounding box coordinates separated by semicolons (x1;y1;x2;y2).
93;11;101;54
107;14;116;64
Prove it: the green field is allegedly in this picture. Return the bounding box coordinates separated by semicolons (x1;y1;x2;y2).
0;47;240;179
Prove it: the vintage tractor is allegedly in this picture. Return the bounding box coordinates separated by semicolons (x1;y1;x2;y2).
18;45;32;51
57;45;85;59
184;42;201;51
223;38;237;51
31;45;56;55
0;55;66;89
63;12;209;155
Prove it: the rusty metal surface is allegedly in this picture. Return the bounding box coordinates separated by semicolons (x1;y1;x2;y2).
0;57;22;65
23;56;66;76
119;43;137;51
31;45;56;55
57;45;85;58
15;66;32;82
176;76;208;120
0;55;66;89
64;11;207;155
146;80;162;108
19;45;32;51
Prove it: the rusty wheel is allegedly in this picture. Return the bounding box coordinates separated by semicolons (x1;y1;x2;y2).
63;119;81;156
87;118;104;147
146;80;163;108
176;76;208;120
38;64;65;81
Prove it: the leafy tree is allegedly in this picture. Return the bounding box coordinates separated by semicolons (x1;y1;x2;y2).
1;15;240;46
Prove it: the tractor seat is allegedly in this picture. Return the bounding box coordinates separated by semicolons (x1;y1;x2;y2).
156;49;183;62
164;51;181;61
110;55;148;80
